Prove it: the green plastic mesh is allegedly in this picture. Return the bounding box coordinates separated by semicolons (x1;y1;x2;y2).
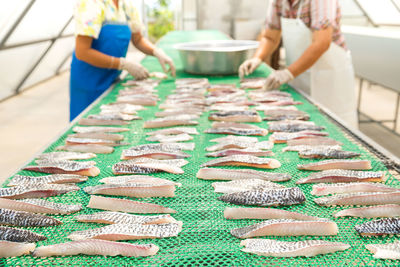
2;30;399;266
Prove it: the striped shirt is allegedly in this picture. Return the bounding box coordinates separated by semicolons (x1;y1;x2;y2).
266;0;346;49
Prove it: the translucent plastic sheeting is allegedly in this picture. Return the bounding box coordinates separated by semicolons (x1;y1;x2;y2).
357;0;400;25
0;0;30;43
5;0;74;46
22;36;74;90
339;0;364;16
63;19;75;36
0;41;50;99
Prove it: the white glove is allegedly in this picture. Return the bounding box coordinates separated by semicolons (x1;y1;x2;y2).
119;58;149;80
153;48;176;77
263;69;294;90
238;57;262;79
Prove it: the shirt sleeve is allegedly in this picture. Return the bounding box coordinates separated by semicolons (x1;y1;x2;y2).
310;0;338;30
74;0;105;38
266;0;282;30
124;1;144;34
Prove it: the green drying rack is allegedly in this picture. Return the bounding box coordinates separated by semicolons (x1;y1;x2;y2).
2;30;400;266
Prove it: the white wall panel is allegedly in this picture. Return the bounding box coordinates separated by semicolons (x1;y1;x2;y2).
5;0;74;45
0;0;30;42
0;42;50;99
22;37;74;90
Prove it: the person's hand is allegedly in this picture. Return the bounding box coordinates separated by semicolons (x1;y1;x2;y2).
238;57;262;79
263;69;294;90
119;58;149;80
153;48;176;77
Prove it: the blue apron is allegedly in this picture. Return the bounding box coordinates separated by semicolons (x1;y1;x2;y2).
69;22;131;121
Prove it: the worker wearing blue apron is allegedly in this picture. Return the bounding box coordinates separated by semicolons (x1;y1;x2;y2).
70;0;175;121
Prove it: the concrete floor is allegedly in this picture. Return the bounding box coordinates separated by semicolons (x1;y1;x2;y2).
0;73;399;183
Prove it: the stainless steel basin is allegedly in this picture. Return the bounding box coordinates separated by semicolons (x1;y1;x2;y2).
173;40;259;75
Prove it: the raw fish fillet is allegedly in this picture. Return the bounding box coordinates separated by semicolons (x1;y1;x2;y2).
297;170;385;184
67;222;182;241
24;160;100;176
210;135;258;143
212;179;284;194
311;182;399;196
270;131;328;143
264;110;310;121
206;141;273;152
113;158;186;175
99;175;181;187
355;218;400;236
0;226;46;242
33;240;159;257
75;211;176;225
8;174;87;186
299;148;360;159
268;120;324;132
298;159;372;171
0;208;61;227
37;152;96;161
121;149;190;160
79;118;129;126
231;219;338;238
208;110;262;122
87;195;175;214
143;116;198;128
0;184;79;199
212;121;263;129
218;187;305;206
0;198;82;214
241;239;349;257
101;103;145;113
196;168;291;181
240;78;266;89
224;207;321;220
366;241;400;259
83;183;177;198
146;133;193;143
56;144;114;154
283;145;341;152
127;143;195;151
65;137;126;146
205;127;268;136
146;127;199;136
116;95;157;106
314;191;400;206
206;148;274;157
0;241;35;258
287;136;342;146
69;132;124;141
334;204;400;218
88;113;140;121
201;155;281;169
72;126;129;133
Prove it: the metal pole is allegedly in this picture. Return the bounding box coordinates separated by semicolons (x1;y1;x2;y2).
353;0;378;27
14;16;73;94
394;92;400;131
1;34;73;51
0;0;36;48
357;78;363;120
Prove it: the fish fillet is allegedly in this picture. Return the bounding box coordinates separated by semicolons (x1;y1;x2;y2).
212;179;284;194
218;187;306;206
0;184;79;199
23;160;100;176
241;239;349;257
311;182;399;196
334;204;400;218
205;127;268;136
75;212;176;225
297;170;385;184
0;208;61;227
268;120;324;132
146;133;193;143
355;218;400;236
299;148;360;159
264;110;310;121
231;219;338;238
68;222;182;241
208;110;262;122
143;117;198;128
69;132;124;141
79;118;129;126
72;126;129;133
33;240;159;257
205;141;273;152
283;145;341;152
8;174;88;186
83;183;177;197
127;143;195;151
206;148;274;157
99;175;181;186
87;195;175;214
314;191;400;206
37;152;96;161
201;155;281;169
196;168;291;181
0;241;35;258
224;207;322;220
298;159;372;171
270;131;329;143
121;149;190;160
0;226;46;242
112;161;184;175
0;198;82;214
56;144;114;154
210;135;258;143
287;137;342;147
366;241;400;259
146;127;199;136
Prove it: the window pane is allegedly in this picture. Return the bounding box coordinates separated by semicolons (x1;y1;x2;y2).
63;19;75;35
339;0;364;16
5;0;74;45
358;0;400;25
0;0;30;42
0;42;50;100
22;37;74;90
